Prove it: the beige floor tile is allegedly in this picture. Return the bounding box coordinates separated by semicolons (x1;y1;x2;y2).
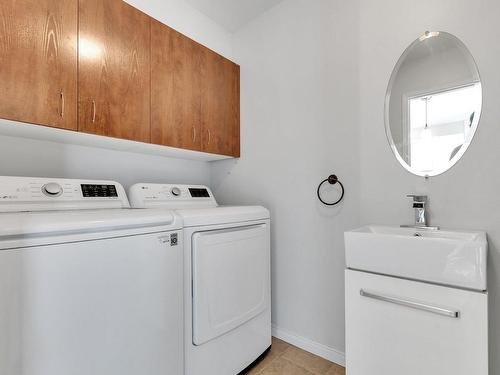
244;366;264;375
281;346;333;374
325;363;346;375
239;337;346;375
270;337;291;354
240;337;290;374
259;357;315;375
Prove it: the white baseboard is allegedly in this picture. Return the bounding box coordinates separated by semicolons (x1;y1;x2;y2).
272;324;345;367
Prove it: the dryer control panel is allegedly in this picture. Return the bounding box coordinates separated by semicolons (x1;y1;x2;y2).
0;176;129;212
128;183;217;209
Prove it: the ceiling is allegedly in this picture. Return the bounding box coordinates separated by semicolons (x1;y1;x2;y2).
185;0;284;32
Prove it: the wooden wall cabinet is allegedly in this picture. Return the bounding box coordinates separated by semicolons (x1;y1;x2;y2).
0;0;240;157
78;0;151;143
0;0;78;130
201;49;240;157
151;21;240;157
151;21;203;152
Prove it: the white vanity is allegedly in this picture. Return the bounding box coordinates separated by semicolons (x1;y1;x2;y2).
344;226;488;374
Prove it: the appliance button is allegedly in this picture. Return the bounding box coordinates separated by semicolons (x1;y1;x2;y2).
42;183;63;197
171;187;181;197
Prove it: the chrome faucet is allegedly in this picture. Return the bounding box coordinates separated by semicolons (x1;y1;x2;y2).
401;195;439;230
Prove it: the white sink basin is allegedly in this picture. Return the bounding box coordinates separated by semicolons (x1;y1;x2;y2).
345;225;487;291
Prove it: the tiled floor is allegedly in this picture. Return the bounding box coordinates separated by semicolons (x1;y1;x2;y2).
241;337;346;375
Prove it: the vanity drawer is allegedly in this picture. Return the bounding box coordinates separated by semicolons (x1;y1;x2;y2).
345;270;488;375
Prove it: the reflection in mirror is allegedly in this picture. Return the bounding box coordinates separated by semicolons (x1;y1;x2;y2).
385;31;482;177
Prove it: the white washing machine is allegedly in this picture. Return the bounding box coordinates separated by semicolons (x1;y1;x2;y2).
129;183;271;375
0;176;184;375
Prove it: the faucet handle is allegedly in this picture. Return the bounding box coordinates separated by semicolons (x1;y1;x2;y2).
407;194;427;202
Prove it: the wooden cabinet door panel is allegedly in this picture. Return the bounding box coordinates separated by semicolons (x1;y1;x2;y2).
201;49;240;157
78;0;150;143
0;0;77;130
151;20;202;151
230;63;241;157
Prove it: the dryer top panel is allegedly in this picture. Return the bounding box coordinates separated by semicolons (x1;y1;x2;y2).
129;183;218;209
177;206;270;227
129;183;270;226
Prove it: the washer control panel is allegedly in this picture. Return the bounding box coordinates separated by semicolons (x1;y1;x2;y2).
0;176;129;212
128;183;217;209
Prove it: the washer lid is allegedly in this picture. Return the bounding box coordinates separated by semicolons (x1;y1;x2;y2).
177;206;270;227
0;208;180;238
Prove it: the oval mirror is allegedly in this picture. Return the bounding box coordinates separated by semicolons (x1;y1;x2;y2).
385;31;482;177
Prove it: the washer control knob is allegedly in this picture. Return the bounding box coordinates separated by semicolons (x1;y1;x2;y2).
171;187;181;197
42;183;63;197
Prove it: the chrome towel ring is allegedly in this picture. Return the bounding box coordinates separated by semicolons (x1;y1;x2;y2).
317;174;344;206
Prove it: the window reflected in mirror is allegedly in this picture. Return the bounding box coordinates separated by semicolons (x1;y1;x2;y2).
407;83;481;173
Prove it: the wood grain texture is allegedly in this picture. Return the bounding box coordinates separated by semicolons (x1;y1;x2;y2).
151;20;203;151
232;63;241;157
0;0;78;130
200;48;240;157
0;0;239;156
78;0;150;142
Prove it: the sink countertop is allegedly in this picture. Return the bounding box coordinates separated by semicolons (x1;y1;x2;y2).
345;225;488;291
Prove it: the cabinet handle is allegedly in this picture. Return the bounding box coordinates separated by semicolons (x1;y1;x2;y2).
91;100;96;123
192;127;196;142
359;289;460;318
60;91;65;118
207;129;211;145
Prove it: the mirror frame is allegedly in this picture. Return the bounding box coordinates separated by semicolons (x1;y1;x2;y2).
384;31;483;177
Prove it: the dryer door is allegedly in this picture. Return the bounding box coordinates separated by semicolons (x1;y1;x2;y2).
192;223;269;346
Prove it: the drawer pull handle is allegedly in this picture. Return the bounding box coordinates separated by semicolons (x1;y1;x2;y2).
360;289;460;318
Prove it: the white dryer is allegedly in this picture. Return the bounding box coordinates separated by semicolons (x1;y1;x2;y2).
0;176;184;375
129;183;271;375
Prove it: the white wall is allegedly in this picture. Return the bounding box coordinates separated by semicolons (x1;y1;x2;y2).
0;134;210;189
358;0;500;372
0;0;234;188
211;0;360;362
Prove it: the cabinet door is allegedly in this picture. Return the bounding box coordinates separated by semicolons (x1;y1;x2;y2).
151;21;203;151
78;0;150;143
345;270;488;375
0;0;77;130
201;49;240;157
